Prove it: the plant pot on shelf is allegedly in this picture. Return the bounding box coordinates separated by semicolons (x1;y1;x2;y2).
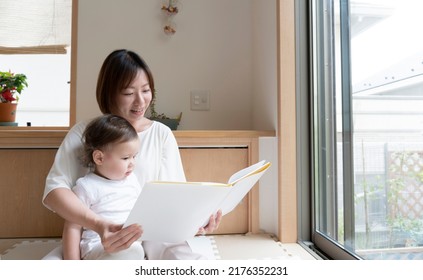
152;112;182;130
0;103;18;126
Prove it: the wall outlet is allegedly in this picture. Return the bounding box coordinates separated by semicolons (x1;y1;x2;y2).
190;90;210;111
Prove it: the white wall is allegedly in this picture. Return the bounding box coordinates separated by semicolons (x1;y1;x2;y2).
76;0;277;130
259;137;278;235
76;0;279;234
252;0;277;131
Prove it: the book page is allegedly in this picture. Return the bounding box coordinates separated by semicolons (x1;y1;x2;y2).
124;182;231;243
219;165;270;215
227;160;267;184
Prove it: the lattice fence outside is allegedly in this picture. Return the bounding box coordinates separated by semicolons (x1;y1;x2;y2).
387;151;423;220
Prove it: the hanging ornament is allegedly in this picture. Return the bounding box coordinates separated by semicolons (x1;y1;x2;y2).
162;0;178;35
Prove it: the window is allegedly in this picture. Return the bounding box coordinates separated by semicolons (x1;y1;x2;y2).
0;0;75;127
311;0;423;259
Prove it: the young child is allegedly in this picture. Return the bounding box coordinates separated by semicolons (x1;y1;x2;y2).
63;114;144;260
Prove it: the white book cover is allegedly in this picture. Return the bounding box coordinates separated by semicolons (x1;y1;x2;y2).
124;160;271;243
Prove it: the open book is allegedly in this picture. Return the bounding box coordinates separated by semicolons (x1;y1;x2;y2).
124;160;271;243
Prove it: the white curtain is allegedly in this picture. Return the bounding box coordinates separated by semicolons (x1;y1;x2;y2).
0;0;72;54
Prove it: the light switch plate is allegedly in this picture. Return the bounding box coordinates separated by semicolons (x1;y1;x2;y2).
190;90;210;111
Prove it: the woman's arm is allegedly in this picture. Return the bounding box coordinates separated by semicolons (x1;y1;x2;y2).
44;188;99;229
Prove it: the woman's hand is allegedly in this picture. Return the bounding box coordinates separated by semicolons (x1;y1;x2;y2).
197;209;222;235
100;222;143;253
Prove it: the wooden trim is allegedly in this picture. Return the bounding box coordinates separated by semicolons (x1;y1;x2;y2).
0;129;274;149
0;45;67;55
248;137;260;233
0;127;67;131
0;130;67;148
173;130;275;139
69;0;78;127
277;0;298;243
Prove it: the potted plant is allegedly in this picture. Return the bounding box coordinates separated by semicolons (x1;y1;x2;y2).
0;70;28;125
149;92;182;130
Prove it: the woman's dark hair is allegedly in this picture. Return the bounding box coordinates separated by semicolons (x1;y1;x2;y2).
96;49;156;114
81;114;139;168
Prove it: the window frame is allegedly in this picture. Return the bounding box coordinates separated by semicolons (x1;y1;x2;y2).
0;0;77;136
282;0;361;260
309;0;360;260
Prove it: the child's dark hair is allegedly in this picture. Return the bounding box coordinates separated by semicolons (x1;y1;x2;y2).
81;114;138;168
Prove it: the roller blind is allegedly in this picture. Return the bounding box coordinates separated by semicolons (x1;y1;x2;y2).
0;0;72;54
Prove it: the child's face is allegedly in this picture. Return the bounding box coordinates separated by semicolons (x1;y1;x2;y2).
96;138;140;180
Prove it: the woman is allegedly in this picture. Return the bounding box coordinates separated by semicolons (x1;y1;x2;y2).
42;49;222;260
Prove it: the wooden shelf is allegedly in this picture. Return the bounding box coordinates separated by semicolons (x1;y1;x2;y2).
0;129;275;238
0;128;68;148
0;129;275;148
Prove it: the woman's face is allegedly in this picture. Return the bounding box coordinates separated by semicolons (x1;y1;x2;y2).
113;69;152;127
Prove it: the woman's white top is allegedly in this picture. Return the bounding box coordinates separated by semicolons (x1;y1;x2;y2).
73;172;142;258
42;120;186;209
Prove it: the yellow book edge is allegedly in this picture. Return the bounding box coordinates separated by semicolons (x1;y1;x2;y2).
149;161;271;187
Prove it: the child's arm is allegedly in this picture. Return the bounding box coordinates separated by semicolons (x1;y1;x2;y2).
62;220;82;260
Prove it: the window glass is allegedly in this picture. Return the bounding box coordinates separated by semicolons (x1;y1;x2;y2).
312;0;423;259
351;0;423;259
1;53;71;126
